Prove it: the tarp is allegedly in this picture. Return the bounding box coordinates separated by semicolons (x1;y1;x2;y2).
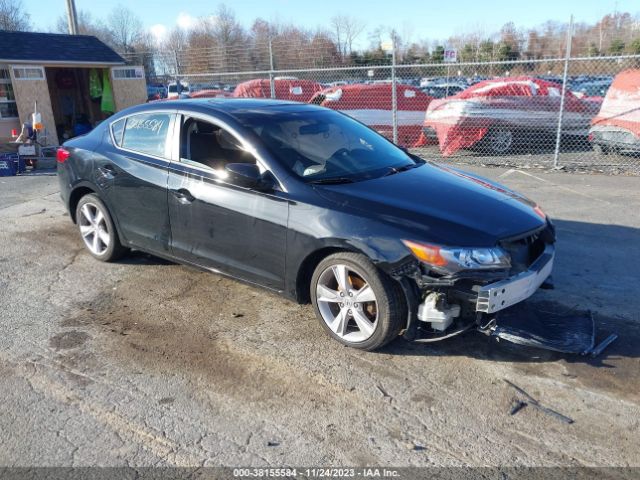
101;69;115;114
89;68;102;100
310;83;433;147
417;76;599;156
189;89;234;99
233;78;323;102
590;69;640;138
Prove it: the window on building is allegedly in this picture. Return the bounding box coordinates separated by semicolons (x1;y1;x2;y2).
12;66;45;80
112;67;144;80
0;67;18;119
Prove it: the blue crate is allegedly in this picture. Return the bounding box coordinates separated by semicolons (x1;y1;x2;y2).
0;153;22;176
0;154;16;176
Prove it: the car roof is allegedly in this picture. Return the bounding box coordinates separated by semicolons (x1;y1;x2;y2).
129;98;326;119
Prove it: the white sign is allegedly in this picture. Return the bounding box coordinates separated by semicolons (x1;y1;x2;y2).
18;145;36;156
380;40;394;52
367;69;375;78
444;48;457;63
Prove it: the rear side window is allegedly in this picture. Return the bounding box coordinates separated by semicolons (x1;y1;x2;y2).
110;118;125;146
120;112;172;158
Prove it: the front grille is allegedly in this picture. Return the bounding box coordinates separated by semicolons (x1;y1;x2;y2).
499;225;551;274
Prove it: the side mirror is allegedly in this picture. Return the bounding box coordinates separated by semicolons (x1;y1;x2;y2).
225;163;272;191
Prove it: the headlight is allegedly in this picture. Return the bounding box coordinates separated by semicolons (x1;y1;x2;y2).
402;240;511;274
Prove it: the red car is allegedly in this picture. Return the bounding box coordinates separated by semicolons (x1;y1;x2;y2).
590;69;640;155
418;76;601;155
310;83;434;148
233;78;323;103
189;89;234;99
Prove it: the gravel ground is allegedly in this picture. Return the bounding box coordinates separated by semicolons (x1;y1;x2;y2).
411;145;640;176
0;166;639;468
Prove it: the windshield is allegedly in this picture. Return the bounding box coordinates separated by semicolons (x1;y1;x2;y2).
168;84;188;93
236;109;420;182
579;84;609;97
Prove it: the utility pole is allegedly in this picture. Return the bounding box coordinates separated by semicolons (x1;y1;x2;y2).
66;0;79;35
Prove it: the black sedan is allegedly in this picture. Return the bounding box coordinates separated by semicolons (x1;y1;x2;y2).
57;99;555;351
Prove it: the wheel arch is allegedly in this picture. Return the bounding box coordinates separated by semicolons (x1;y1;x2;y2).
294;245;358;304
68;184;128;247
293;236;396;304
68;184;98;223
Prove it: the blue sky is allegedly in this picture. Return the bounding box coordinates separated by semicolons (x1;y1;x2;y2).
26;0;640;47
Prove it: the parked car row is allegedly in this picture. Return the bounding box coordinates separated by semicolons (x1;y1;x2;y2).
149;69;639;156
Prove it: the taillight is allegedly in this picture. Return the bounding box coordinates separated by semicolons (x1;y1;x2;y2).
533;205;546;219
56;148;70;163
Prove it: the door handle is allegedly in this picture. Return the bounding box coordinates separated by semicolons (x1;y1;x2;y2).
171;188;195;204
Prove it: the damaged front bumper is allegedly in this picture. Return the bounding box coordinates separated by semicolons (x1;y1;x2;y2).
398;241;556;343
399;242;615;356
476;244;554;314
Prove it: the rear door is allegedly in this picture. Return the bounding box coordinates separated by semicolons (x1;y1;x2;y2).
97;110;175;254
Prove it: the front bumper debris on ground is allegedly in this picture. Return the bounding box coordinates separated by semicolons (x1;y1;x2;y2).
483;302;617;356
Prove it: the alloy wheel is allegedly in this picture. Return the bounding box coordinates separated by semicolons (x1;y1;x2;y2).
316;264;379;343
488;127;513;154
78;202;110;256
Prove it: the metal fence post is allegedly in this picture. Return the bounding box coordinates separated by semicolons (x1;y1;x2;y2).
391;34;398;144
269;38;276;99
173;50;180;85
553;15;573;169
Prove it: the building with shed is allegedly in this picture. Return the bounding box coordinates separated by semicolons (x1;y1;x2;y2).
0;30;146;146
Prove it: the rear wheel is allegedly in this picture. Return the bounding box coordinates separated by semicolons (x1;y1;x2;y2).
76;193;127;262
310;252;405;351
484;126;514;154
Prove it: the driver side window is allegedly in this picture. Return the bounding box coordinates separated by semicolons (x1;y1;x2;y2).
179;117;256;175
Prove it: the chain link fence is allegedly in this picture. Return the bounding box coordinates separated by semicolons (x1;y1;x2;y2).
121;45;640;175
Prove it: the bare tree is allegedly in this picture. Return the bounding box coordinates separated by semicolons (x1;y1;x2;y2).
330;14;365;59
0;0;30;31
54;10;112;44
164;27;189;51
192;4;248;71
108;5;142;53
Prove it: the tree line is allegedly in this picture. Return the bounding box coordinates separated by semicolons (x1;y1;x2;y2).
1;0;639;78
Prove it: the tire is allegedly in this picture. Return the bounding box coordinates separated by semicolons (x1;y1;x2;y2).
484;126;514;155
310;252;406;351
593;143;610;156
75;193;128;262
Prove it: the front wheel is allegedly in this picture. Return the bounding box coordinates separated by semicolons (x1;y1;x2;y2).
310;252;405;351
592;143;610;156
76;193;128;262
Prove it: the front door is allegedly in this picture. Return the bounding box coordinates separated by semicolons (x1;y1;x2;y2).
167;114;288;290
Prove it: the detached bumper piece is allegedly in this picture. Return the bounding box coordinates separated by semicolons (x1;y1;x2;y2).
486;303;617;356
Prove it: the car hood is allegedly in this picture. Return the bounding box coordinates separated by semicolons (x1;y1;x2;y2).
313;163;547;246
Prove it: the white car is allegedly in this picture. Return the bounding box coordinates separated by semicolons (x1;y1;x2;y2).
167;81;190;99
